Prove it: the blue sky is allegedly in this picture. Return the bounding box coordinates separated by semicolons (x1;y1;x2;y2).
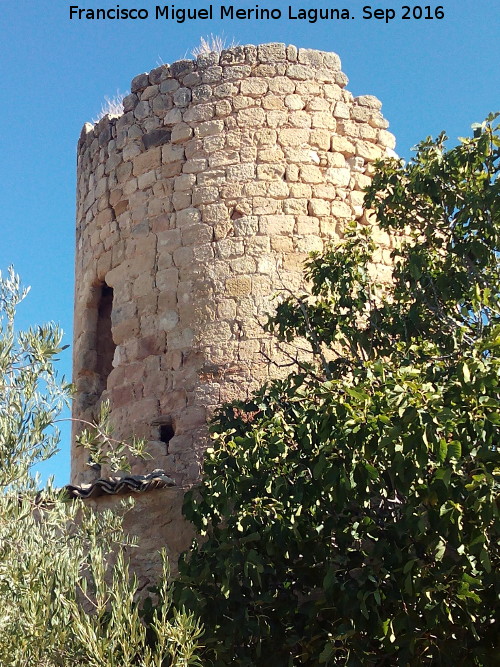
1;0;498;484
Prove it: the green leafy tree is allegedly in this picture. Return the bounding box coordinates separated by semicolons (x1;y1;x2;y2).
176;115;500;665
0;268;203;666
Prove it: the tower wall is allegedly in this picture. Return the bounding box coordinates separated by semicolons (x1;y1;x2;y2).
72;43;395;488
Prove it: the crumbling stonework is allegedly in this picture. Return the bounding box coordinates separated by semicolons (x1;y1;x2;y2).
72;44;395;573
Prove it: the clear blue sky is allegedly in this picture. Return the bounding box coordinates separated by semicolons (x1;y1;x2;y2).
1;0;498;484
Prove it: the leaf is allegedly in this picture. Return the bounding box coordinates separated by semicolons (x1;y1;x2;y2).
319;643;335;663
434;538;446;561
323;567;335;592
479;548;492;574
447;441;462;460
438;439;448;463
403;559;417;574
461;362;471;384
485;412;500;425
364;463;379;480
346;387;370;402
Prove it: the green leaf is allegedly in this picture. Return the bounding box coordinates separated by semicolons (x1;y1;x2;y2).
364;463;379;480
479;549;492;574
447;441;462;460
434;538;447;561
319;643;335;663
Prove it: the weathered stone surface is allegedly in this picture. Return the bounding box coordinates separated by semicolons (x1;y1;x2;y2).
142;129;171;150
73;43;394;585
131;72;149;93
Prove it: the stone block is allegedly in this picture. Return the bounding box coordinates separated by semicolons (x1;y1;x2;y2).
295;235;323;253
134;100;150;120
131;72;149;93
259;215;295;235
330;200;353;219
173;87;192;107
194;119;224;138
123;93;138;113
296;216;320;235
257;164;286;180
166;327;194;350
309;199;331;216
311;112;336;129
200;202;229;224
300;165;323;183
259;92;283;110
162;144;185;163
216;238;244;259
163;108;183;125
266;110;288;128
359;125;379;142
171;192;190;211
132;148;161;176
181;223;212;246
196;169;226;186
286;64;315;80
237;107;267;127
326;167;351;187
183;158;207;174
214;99;232;117
268;76;295;95
355;140;384;162
298;48;325;67
227;163;256;181
159;310;179;331
170;124;192;144
278;128;309;147
156;266;179;292
141;129;172;150
378;129;396;149
137;170;156;190
240;78;269;97
173;246;194;267
258;42;287;62
289;111;311;128
225;276;252;297
355;94;382;109
223;65;251;81
331;135;355;156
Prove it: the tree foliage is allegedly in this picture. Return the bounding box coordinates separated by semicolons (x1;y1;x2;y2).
0;268;203;667
176;115;500;665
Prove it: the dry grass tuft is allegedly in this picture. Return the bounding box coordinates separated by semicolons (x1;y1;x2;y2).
93;91;128;123
191;34;238;57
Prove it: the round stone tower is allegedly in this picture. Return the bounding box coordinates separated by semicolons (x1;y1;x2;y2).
72;43;395;488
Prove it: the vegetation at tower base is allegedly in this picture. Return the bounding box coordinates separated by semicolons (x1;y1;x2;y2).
0;268;203;666
175;115;500;666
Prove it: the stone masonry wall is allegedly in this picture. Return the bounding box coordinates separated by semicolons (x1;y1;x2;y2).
72;43;395;491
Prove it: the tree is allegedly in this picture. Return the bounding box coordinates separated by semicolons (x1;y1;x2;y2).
176;115;500;665
0;267;203;666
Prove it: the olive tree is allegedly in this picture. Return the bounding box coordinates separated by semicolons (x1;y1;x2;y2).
0;267;203;666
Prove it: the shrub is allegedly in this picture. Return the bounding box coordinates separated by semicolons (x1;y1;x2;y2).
176;116;500;665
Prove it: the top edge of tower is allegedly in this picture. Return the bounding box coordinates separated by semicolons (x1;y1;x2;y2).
79;43;384;146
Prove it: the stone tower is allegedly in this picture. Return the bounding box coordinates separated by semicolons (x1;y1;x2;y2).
71;43;394;573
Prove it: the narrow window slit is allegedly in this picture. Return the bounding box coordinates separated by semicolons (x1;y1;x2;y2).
95;283;115;395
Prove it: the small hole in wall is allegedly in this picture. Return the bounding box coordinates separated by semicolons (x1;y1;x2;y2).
160;423;175;444
157;419;176;453
231;208;244;220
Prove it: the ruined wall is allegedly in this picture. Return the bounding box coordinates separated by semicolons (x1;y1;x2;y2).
72;43;395;493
